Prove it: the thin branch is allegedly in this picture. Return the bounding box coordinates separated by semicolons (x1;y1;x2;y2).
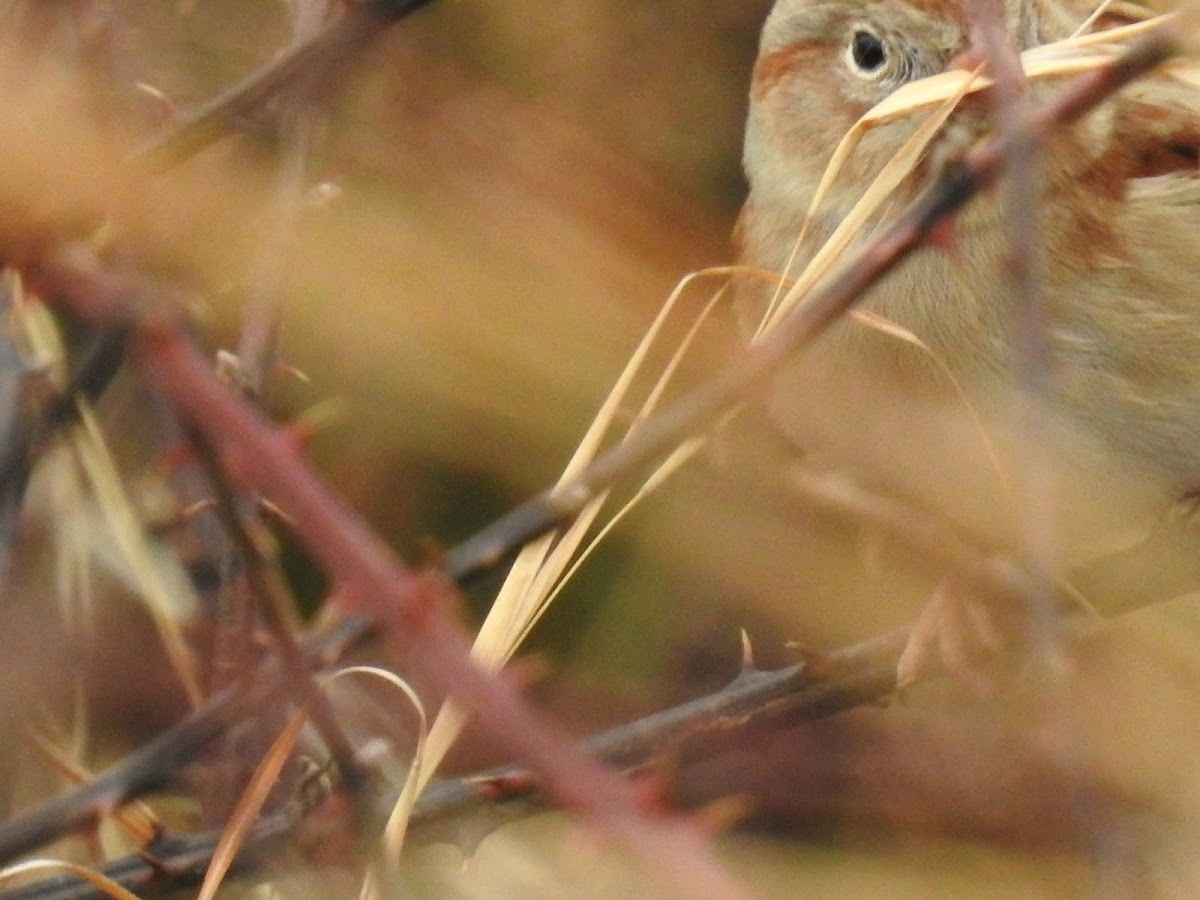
967;0;1062;644
410;629;906;829
0;629;905;900
0;797;306;900
181;0;355;791
0;613;370;868
234;0;330;394
0;321;129;590
0;685;254;866
0;446;1159;898
0;323;129;501
183;424;367;790
137;0;436;169
966;7;1122;889
781;465;1042;613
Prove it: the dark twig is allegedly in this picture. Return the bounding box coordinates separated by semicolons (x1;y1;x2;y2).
183;425;367;790
0;629;906;900
137;0;436;169
410;628;906;829
0;321;129;589
0;613;371;869
0;280;24;577
234;0;330;394
0;795;305;900
179;0;360;794
0;323;129;501
0;684;254;866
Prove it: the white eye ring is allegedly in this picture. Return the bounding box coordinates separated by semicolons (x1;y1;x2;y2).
845;27;888;79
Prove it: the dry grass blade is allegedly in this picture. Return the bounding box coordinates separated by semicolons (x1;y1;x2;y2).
506;273;727;654
71;404;203;706
314;665;428;891
759;9;1182;340
27;729;160;848
755;66;985;336
14;297;202;706
196;709;310;900
413;267;731;798
517;276;733;647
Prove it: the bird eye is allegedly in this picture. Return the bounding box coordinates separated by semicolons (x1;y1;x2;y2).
848;29;887;76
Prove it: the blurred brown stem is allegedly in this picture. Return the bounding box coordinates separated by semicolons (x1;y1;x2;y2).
138;0;436;169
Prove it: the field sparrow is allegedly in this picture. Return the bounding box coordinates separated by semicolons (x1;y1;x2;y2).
735;0;1200;679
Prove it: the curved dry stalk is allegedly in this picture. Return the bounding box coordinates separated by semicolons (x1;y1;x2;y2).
413;268;732;810
321;666;428;894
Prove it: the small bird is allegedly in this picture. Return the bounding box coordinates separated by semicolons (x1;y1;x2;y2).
734;0;1200;680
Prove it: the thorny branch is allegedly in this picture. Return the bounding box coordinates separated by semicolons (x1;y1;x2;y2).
0;629;905;900
0;0;435;580
0;450;1043;893
26;245;750;900
0;599;1131;900
0;11;1182;900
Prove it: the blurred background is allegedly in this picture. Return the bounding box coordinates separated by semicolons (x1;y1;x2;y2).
112;0;796;689
3;1;1200;897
